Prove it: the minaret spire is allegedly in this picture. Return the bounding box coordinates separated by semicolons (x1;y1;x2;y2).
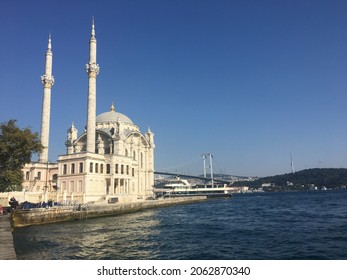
39;34;55;163
85;18;100;153
91;16;95;38
47;34;52;51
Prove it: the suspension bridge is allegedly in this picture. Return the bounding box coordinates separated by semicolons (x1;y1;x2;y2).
154;153;232;184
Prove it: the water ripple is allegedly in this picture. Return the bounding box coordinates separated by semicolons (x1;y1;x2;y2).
13;190;347;259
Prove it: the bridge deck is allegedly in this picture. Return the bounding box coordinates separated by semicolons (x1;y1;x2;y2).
154;171;231;184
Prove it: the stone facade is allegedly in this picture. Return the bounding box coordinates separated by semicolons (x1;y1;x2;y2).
22;162;58;192
61;108;155;203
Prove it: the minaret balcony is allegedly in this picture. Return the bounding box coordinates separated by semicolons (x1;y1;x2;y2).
85;62;100;77
41;74;55;88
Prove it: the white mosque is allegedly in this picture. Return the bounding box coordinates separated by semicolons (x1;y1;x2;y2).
22;21;155;203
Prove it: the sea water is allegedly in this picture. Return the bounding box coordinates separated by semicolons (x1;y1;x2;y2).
12;189;347;259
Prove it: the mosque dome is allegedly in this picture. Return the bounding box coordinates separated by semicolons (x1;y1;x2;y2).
96;103;133;124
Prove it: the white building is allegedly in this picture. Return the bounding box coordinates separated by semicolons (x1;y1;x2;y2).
59;104;155;203
22;20;155;204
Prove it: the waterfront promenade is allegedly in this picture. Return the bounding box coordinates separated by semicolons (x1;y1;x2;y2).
11;196;207;228
0;215;16;259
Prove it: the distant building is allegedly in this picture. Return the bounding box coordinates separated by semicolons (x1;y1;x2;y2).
261;183;275;187
228;186;249;193
22;21;155;203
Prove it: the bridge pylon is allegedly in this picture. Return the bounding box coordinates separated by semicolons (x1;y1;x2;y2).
202;153;214;187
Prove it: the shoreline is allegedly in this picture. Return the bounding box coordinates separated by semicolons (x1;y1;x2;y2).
10;196;207;229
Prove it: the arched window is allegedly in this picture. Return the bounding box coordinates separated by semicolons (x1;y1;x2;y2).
106;164;111;174
125;149;128;157
63;164;67;175
90;162;93;173
78;180;83;192
100;164;104;174
133;151;136;160
115;164;118;174
95;163;99;173
25;171;30;180
69;181;74;192
71;163;75;174
79;162;83;173
37;172;41;180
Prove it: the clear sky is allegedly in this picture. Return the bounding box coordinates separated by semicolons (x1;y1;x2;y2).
1;0;347;177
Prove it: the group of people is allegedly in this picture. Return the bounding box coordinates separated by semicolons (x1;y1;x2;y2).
9;197;55;210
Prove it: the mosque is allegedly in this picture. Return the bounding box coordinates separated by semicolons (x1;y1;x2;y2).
22;21;155;203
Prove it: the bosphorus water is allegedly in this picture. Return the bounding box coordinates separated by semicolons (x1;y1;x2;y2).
13;190;347;259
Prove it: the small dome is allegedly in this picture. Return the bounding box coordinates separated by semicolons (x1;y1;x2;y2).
96;111;133;124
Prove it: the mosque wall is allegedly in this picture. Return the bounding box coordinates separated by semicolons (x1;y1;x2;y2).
22;163;58;192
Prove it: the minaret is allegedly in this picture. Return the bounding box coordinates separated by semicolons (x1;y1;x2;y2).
39;35;54;163
290;153;295;174
66;122;78;154
85;18;100;153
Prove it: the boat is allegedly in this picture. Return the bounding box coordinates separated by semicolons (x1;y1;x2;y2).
154;177;233;198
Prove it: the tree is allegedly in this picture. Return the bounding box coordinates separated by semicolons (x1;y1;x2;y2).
0;120;43;192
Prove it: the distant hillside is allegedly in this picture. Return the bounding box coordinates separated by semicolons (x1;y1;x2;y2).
233;168;347;189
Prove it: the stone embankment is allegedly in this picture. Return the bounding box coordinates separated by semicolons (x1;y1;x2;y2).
11;196;207;228
0;216;17;259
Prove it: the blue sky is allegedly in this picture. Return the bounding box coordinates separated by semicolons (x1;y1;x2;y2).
1;0;347;177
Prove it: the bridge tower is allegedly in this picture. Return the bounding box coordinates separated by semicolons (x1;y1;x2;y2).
202;153;214;187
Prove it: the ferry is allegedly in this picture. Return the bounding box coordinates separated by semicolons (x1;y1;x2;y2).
154;177;233;198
